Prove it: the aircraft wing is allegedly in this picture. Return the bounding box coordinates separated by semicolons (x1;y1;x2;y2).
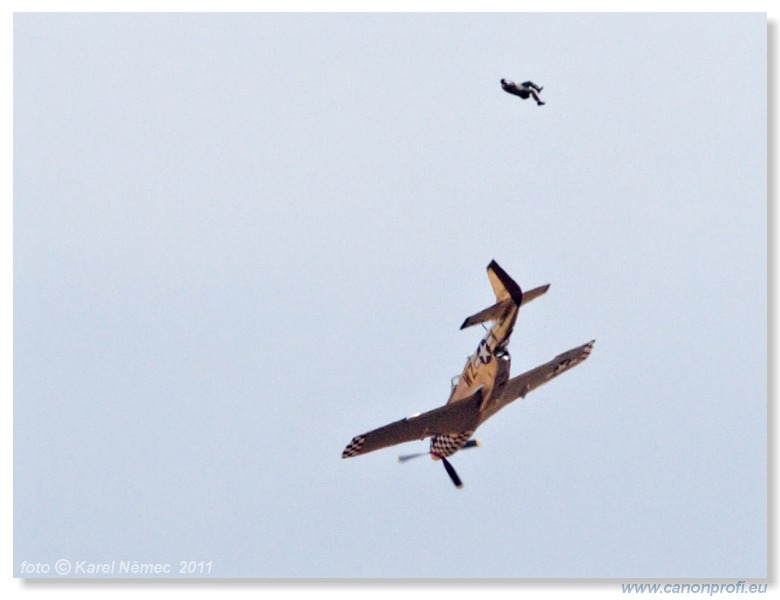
484;340;595;420
341;388;484;459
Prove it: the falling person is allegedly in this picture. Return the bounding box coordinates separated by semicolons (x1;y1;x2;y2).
500;79;545;106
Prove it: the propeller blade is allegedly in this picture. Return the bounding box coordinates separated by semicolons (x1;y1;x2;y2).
441;457;463;488
463;439;481;449
398;452;428;463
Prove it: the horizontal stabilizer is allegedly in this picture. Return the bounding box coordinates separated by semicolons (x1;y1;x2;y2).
460;299;513;329
460;283;550;329
520;284;550;306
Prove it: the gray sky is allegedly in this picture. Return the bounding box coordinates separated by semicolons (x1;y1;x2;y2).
13;12;766;578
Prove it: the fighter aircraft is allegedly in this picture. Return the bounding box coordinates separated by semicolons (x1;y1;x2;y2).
341;260;594;488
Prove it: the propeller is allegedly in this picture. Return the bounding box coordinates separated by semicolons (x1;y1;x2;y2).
398;439;481;463
397;452;428;463
397;439;481;488
441;457;463;488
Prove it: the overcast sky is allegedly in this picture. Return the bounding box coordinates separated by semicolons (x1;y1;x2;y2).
13;12;766;579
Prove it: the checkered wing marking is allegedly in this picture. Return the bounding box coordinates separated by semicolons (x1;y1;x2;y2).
341;388;484;459
342;435;366;458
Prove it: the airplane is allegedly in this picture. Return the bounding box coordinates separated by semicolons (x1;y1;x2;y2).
341;260;595;488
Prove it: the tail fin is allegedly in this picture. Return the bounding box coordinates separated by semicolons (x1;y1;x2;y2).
460;261;549;330
487;260;522;304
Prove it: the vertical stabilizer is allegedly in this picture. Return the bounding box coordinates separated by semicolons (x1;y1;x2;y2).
487;260;523;304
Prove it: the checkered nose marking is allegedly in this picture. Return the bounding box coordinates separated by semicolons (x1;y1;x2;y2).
429;431;474;458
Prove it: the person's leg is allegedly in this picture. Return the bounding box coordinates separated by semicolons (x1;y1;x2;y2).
529;90;544;105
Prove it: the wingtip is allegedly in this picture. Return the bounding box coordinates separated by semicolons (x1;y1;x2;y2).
580;340;595;360
341;434;366;459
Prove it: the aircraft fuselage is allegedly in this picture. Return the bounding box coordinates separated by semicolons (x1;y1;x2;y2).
448;303;518;408
340;261;593;490
429;303;520;460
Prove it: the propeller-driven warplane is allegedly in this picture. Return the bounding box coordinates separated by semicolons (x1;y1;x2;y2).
341;260;594;488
